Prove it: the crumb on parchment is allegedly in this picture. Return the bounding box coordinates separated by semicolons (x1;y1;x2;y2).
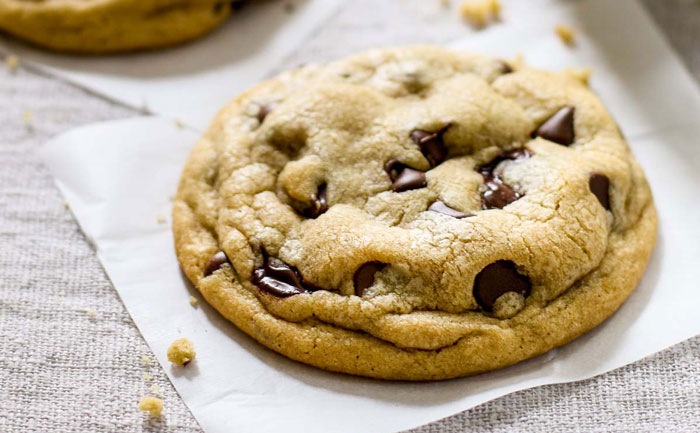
555;24;576;45
5;54;19;72
459;0;500;29
23;110;33;127
189;296;199;308
167;338;196;366
156;214;167;224
138;396;163;417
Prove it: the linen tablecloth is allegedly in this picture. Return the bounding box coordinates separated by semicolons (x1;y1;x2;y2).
1;1;699;431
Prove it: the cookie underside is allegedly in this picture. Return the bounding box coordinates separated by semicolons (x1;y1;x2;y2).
173;46;657;380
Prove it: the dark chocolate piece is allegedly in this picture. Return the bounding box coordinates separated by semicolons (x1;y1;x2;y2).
477;148;532;210
252;253;309;297
473;260;531;311
533;106;575;146
589;173;611;210
303;184;328;218
384;159;427;192
204;251;230;277
354;262;387;296
410;127;448;167
256;102;279;123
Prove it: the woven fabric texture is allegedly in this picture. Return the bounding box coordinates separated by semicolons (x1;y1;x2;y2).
1;1;699;432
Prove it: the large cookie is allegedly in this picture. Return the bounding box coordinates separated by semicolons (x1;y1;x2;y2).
173;46;657;380
0;0;234;53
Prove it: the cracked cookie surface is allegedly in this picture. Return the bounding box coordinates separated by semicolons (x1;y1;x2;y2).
0;0;233;53
173;46;657;380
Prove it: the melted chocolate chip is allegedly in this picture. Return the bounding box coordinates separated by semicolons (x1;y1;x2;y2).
589;173;611;210
303;184;328;218
384;159;404;181
393;168;427;192
410;127;448;167
204;251;230;277
256;102;279;123
533;106;575;146
354;262;387;296
428;201;473;219
473;260;531;311
477;149;532;210
477;148;532;177
384;159;427;192
252;253;309;297
481;182;519;210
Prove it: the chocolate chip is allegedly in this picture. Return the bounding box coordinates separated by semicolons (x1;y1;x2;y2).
204;251;230;277
256;102;279;123
533;106;575;146
477;148;532;210
428;201;473;219
354;262;387;296
393;168;427;192
498;61;513;74
303;184;328;218
384;159;427;192
384;159;405;182
477;148;532;177
482;181;519;210
589;173;610;210
473;260;531;311
410;127;448;167
252;252;309;297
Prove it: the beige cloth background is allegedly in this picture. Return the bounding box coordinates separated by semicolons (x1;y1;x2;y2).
1;1;699;432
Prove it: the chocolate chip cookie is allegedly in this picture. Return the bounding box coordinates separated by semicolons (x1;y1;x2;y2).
0;0;235;53
173;46;657;380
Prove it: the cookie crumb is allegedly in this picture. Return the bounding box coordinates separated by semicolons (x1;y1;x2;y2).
174;118;185;129
564;67;592;86
459;0;500;29
5;54;19;73
189;296;199;308
137;396;163;417
62;200;70;209
555;24;576;46
22;110;33;127
84;309;95;319
438;0;450;6
156;215;167;224
141;355;152;367
167;338;196;366
143;372;152;381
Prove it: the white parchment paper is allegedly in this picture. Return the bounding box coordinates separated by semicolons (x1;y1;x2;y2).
0;0;342;130
38;1;700;432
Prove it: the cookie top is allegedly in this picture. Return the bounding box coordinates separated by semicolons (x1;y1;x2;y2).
0;0;231;53
173;46;657;380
